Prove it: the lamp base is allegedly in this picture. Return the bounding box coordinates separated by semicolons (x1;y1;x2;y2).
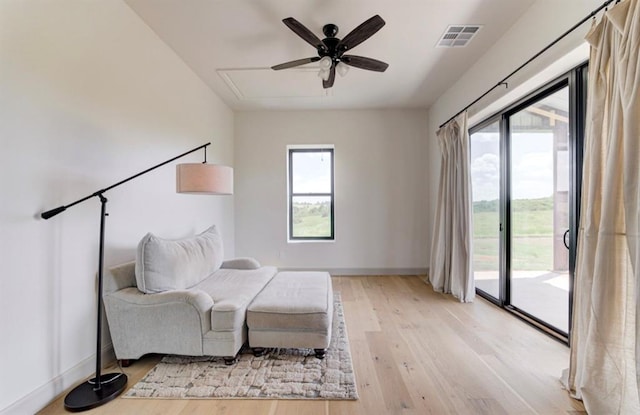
64;373;128;412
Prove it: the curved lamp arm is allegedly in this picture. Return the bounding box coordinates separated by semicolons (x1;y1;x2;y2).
41;142;211;219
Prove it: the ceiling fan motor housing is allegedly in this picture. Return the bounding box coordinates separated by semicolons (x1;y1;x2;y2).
318;36;344;62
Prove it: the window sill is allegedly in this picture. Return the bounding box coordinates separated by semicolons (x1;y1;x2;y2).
287;239;335;244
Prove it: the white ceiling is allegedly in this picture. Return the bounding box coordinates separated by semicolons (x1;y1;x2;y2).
125;0;537;111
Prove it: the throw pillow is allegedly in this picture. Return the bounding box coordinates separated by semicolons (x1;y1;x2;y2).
135;225;223;294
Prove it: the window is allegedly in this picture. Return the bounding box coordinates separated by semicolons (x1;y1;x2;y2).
287;146;334;241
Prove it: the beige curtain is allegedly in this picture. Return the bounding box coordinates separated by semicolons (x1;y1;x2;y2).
429;112;474;302
564;0;640;413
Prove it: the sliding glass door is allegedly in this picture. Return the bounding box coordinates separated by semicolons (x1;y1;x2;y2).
469;67;585;339
509;86;570;333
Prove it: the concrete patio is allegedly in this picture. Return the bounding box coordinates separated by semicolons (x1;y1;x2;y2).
475;270;569;332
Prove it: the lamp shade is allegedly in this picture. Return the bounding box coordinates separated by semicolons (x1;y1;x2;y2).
176;163;233;194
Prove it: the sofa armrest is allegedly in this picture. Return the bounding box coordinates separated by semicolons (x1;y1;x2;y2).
109;287;213;311
103;288;214;359
220;257;261;270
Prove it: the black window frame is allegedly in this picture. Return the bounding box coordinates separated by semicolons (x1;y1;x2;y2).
287;147;335;241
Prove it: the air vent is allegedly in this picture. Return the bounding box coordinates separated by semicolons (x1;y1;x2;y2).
436;25;482;48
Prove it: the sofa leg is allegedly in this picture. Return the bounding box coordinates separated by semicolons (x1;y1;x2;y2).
314;349;327;359
252;347;266;357
119;359;132;367
223;356;237;365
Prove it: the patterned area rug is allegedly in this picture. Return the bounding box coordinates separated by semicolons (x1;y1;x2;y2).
124;293;357;399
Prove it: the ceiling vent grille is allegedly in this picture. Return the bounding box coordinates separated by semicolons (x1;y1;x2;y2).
437;25;482;48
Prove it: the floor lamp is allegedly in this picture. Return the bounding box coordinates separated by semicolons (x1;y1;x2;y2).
40;142;233;412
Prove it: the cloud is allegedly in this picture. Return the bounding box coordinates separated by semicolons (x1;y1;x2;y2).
514;152;553;179
511;152;553;199
471;153;500;201
472;153;499;174
472;132;499;143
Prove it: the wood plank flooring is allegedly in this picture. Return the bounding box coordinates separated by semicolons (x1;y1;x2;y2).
38;276;585;415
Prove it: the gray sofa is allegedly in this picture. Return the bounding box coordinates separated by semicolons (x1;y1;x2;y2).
103;225;277;364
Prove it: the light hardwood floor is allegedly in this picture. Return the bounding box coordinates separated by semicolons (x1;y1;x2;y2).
38;276;585;415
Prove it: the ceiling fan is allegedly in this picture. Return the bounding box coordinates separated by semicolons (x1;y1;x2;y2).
272;15;389;89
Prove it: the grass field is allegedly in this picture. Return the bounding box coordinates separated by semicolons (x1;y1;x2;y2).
292;214;331;237
291;202;331;237
473;207;554;271
290;198;554;270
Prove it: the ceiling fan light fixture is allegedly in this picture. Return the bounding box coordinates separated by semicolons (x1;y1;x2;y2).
318;68;331;81
319;56;332;70
336;61;349;77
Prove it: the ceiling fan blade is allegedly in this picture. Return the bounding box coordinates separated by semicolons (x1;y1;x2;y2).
337;15;385;52
282;17;324;50
323;65;336;89
341;55;388;72
272;57;320;70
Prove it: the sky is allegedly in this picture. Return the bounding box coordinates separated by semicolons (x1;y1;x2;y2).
470;85;570;202
291;150;332;195
470;131;567;201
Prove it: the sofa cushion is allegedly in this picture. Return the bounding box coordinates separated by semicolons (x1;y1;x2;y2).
247;271;333;331
135;225;223;294
193;266;278;331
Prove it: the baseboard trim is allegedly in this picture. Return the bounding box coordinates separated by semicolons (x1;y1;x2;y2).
0;344;116;415
278;267;428;276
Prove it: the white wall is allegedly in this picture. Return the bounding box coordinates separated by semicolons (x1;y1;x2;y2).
235;110;429;274
0;1;234;413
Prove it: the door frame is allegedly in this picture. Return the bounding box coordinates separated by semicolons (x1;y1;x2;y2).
469;63;587;344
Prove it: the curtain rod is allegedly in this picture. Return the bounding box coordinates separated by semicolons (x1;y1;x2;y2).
438;0;616;129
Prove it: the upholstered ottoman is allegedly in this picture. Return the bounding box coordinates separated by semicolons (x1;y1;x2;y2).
246;271;333;358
